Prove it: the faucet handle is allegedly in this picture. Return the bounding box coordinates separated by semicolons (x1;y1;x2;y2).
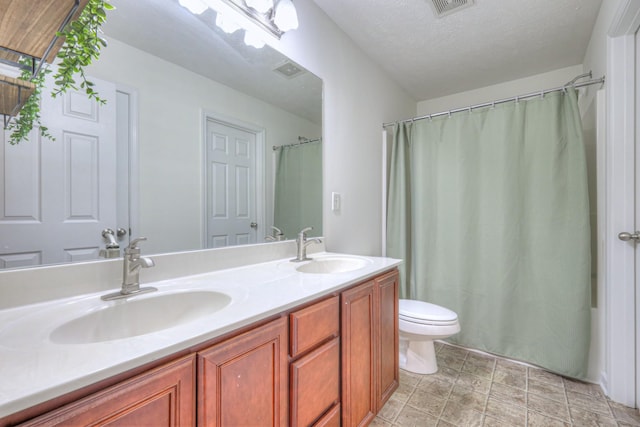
127;237;148;250
299;227;313;236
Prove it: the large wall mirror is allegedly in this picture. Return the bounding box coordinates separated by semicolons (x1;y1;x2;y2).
0;0;322;269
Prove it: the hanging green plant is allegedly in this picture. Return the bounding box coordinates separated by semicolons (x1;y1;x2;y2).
7;0;114;145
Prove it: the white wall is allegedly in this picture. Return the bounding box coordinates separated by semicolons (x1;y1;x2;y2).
266;0;417;256
416;65;584;115
87;38;321;255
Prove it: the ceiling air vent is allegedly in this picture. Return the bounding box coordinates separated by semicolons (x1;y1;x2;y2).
429;0;474;18
273;60;306;79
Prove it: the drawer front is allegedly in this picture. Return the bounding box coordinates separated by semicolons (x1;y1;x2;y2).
290;295;339;358
290;338;340;427
313;403;340;427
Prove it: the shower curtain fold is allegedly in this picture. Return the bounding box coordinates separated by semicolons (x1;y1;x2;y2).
274;142;322;240
386;88;591;379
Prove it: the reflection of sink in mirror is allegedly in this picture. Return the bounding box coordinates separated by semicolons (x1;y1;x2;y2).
296;257;371;274
50;291;232;344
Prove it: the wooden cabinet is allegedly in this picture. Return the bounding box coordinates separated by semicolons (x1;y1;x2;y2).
19;355;196;426
289;296;340;426
341;270;399;427
198;317;289;427
376;270;400;409
8;268;399;427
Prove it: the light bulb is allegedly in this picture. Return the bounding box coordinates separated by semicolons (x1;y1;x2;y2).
178;0;208;14
273;0;298;32
243;30;266;48
215;12;241;33
245;0;273;13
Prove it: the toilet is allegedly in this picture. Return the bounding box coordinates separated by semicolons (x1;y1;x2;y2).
399;299;461;374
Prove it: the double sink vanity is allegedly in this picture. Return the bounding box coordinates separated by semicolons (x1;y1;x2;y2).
0;241;401;426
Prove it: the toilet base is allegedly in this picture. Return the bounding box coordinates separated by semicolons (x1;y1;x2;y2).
399;339;438;375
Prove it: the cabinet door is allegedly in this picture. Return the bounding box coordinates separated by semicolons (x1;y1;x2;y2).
19;355;196;426
290;337;340;427
198;317;289;427
341;281;376;427
376;270;399;409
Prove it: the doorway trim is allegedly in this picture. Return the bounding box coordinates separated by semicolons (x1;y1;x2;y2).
605;0;640;407
200;110;266;248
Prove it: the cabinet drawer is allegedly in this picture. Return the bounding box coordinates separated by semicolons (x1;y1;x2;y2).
290;338;340;427
290;295;339;358
313;403;340;427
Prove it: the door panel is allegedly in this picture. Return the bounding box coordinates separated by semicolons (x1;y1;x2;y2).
206;119;257;248
0;76;117;268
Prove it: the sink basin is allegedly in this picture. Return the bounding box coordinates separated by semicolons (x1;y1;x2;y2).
296;256;370;274
50;290;231;344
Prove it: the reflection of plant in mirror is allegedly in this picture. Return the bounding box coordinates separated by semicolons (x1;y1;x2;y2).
8;0;114;145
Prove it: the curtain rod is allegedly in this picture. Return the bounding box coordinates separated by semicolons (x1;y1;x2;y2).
272;137;322;151
382;74;605;129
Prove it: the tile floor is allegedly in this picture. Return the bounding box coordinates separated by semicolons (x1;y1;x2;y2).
373;342;640;427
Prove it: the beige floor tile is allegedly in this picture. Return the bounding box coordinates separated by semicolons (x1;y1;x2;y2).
432;365;462;383
489;382;527;407
493;367;526;390
436;420;457;427
378;397;405;422
462;358;495;379
528;367;564;388
483;415;513;426
439;344;469;360
566;390;612;415
527;410;571;426
527;378;566;403
485;397;526;427
495;358;527;375
393;380;417;403
407;388;447;418
435;341;444;352
394;405;439;427
448;384;487;412
569;405;619;426
609;400;640;425
439;400;484;426
417;377;455;397
370;417;393;427
527;393;571;422
563;377;606;400
400;369;423;388
438;353;466;371
456;371;492;394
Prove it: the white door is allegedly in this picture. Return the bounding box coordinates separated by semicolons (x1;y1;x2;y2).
205;119;258;248
0;76;117;268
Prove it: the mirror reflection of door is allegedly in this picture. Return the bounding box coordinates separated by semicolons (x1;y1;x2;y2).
205;118;262;248
0;76;124;268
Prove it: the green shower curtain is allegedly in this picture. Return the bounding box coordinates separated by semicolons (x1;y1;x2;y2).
274;141;322;239
387;89;591;379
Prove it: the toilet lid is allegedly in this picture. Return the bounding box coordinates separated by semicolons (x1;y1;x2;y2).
399;299;458;322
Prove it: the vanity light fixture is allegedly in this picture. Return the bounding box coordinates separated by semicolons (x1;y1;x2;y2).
273;0;298;31
215;11;242;34
179;0;209;15
245;0;274;14
178;0;299;48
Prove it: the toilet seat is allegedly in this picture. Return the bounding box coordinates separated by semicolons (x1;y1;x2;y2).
399;299;458;326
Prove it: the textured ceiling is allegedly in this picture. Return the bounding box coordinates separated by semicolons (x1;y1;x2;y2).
312;0;603;101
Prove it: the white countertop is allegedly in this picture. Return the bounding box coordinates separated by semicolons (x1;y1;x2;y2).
0;252;401;419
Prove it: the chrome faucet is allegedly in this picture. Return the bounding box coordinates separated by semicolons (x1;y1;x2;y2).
265;226;285;242
291;227;322;262
101;237;157;300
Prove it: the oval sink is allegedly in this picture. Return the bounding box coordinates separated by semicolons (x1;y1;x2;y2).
296;257;370;274
50;290;231;344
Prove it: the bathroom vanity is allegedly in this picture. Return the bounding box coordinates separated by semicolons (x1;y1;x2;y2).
0;249;400;427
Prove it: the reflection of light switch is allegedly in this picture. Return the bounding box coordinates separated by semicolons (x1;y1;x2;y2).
332;192;341;212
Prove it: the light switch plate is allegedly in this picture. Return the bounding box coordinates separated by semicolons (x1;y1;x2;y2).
331;192;341;212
